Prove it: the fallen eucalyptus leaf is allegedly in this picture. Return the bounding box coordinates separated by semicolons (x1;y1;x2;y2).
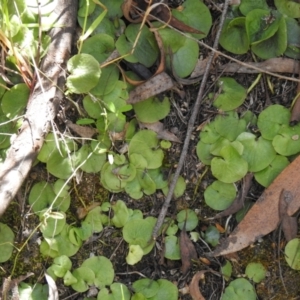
211;154;300;256
127;72;174;104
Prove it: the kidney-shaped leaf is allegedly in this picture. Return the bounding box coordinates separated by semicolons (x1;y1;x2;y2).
254;155;289;187
275;0;300;18
204;180;236;211
257;104;290;140
123;219;153;248
219;18;249;55
237;132;276;172
0;223;14;263
211;145;248;183
221;278;256;300
129;130;164;169
213;77;247;111
272;123;300;156
134;96;170;123
82;256;114;289
285;238;300;270
67;53;101;94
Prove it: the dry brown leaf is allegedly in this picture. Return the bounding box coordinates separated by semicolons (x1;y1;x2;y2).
66;120;98;138
279;190;298;242
290;61;300;124
189;271;207;300
77;202;101;219
1;273;34;299
139;121;181;143
127;72;174;104
180;223;198;275
191;57;299;77
211;155;300;256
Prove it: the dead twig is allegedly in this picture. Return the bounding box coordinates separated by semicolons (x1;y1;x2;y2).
152;0;230;238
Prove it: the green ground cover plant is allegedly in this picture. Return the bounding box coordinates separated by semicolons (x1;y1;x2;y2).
1;0;300;298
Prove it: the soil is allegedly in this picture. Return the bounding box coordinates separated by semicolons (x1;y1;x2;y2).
1;1;300;299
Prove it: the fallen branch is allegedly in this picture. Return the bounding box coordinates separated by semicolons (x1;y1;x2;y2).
0;0;78;217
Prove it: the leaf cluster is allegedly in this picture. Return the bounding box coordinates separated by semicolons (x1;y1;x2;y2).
197;104;298;211
219;0;300;59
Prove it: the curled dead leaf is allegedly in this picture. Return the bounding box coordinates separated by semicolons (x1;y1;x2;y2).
66;120;98;138
189;271;207;300
139;121;181;143
180;223;198;275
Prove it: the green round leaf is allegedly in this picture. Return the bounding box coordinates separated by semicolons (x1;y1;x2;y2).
82;207;103;233
123;219;153;248
176;209;198;231
82;33;115;63
162;175;186;198
275;0;300;18
219;18;249;54
109;283;131;300
134;97;170;123
214;111;247;141
204;180;236;211
67;53;101;94
213;77;247;111
0;223;15;263
245;262;266;283
164;235;180;260
284;17;300;59
133;278;159;298
196;141;213;165
126;244;144;265
200;122;221;144
154;279;178;300
221;278;256;300
251;16;287;59
76;144;106;173
83;95;103;119
221;260;232;281
53;255;72;276
111;200;130;228
40;211;66;238
254;155;289;187
211;145;248;183
257;105;290;140
100;162;127;193
246;9;282;44
71;267;95;292
1;83;29;118
272;123;300;156
29;181;55;213
129;130;164;169
236;132;276;172
116;24;159;67
172;37;199;78
91;64;119;96
63;270;77;286
239;0;269;16
0;115;14;149
82;256;114;289
41;225;81;258
285;238;300;270
204;225;220;247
